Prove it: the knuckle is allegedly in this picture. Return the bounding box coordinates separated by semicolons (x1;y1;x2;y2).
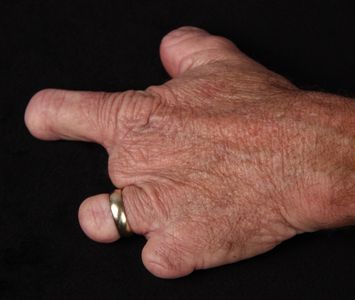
117;89;166;129
106;87;176;157
91;92;120;144
122;186;152;234
122;184;171;233
146;185;172;222
88;90;168;145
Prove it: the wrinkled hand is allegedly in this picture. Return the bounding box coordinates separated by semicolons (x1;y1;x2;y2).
25;27;351;278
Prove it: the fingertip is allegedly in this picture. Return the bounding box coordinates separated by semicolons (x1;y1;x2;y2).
159;26;241;78
160;26;210;77
141;235;194;279
78;194;119;243
25;89;61;140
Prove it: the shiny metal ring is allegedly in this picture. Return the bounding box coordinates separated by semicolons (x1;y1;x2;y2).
109;190;132;237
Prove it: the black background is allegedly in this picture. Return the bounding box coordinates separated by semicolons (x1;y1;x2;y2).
1;1;355;299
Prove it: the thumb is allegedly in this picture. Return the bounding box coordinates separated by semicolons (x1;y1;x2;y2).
160;26;256;78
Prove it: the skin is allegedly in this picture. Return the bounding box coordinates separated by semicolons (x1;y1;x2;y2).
24;26;355;279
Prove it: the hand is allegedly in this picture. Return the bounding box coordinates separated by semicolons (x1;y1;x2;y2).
25;26;355;278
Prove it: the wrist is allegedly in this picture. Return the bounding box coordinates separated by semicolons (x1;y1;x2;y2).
284;91;355;232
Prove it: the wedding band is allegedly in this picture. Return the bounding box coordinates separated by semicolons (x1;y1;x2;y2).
109;190;132;237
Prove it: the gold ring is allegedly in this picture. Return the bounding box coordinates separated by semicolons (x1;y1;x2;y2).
109;190;132;237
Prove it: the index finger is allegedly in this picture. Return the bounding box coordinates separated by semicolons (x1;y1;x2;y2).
25;89;119;147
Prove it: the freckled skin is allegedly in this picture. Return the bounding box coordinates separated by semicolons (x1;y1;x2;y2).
25;27;355;278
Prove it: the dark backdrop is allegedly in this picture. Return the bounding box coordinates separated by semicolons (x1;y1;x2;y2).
1;1;354;299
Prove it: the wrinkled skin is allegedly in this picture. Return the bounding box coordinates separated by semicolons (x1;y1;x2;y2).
25;27;355;278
